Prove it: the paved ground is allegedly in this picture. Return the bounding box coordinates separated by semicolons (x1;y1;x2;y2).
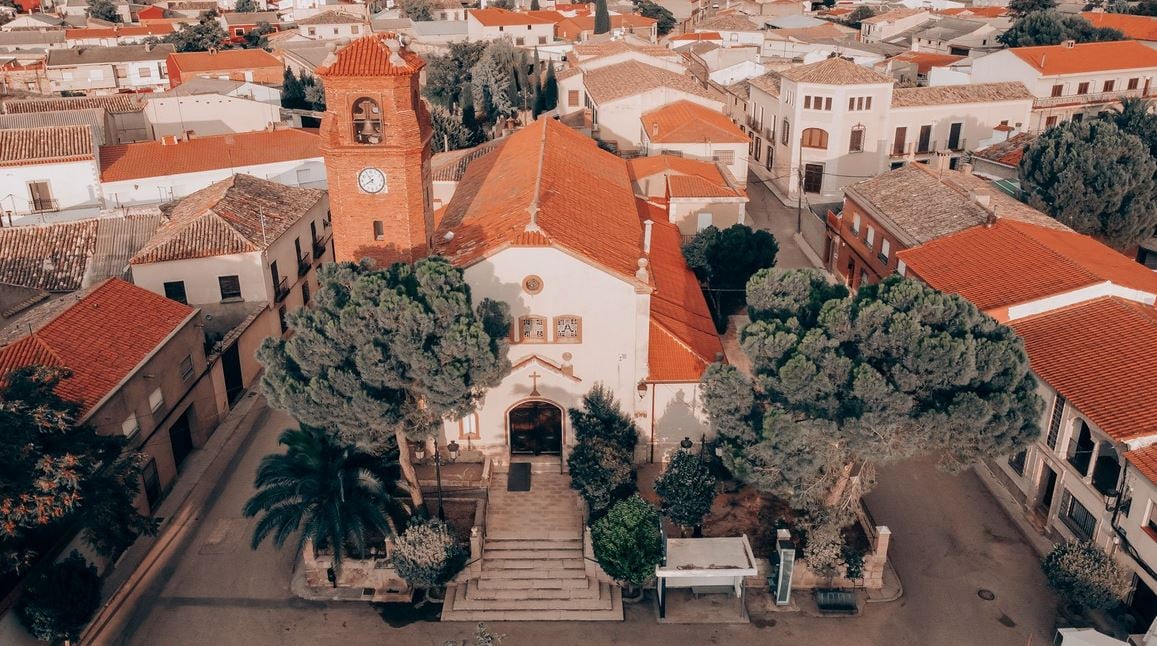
114;397;1058;646
744;171;816;270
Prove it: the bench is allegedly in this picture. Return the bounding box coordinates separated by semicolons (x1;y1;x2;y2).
691;585;734;599
815;589;858;615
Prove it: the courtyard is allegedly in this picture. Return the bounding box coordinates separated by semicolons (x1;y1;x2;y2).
108;398;1058;646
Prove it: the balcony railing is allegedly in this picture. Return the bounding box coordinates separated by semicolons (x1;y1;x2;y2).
29;198;58;213
1033;88;1148;109
889;138;968;158
312;236;328;259
297;252;311;277
274;276;290;303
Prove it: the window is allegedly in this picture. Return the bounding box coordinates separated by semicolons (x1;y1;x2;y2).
115;66;127;79
1046;393;1066;449
516;37;525;46
1060;489;1097;540
1103;80;1115;92
754;136;762;161
142;457;162;510
122;412;139;437
1077;82;1089;95
865;226;875;249
1068;420;1095;476
1072;113;1084;122
518;315;546;342
302;281;310;305
781;119;790;146
1129;77;1140;90
307;26;316;36
713;150;735;165
823;97;831;110
848;96;855;111
765;144;774;170
878;238;891;264
218;275;241;301
351;25;360;34
1045;115;1059;128
27;180;53;212
865;96;871;110
554;315;581;342
849;125;865;153
179;355;193;381
139;67;152;79
1051;84;1063;97
893;127;907;155
851;213;861;235
538;35;547;44
568;89;579;107
351;97;382;144
917;124;932;153
458;413;480;440
1008;449;1027;476
373;220;385;240
148;387;164;414
279;305;288;333
163;281;187;304
804;95;811;109
1144;503;1157;541
801;128;828;149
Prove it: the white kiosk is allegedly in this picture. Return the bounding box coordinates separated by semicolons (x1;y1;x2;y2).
654;535;759;621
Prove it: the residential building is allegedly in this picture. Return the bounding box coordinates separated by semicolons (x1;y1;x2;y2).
1119;447;1157;624
876;50;964;86
859;8;931;43
745;56;1033;200
59;0;133;21
0;58;47;94
219;11;281;41
627;154;749;237
64;24;181;47
556;13;658;43
1;93;151;142
970;131;1035;180
145;80;289;139
889;16;1002;57
99;127;324;207
0;126;104;224
0;278;220;514
0;107;115;145
295;10;368;39
129;174;331;341
693;13;763;47
684;44;766;86
0;30;68;53
668;31;724;48
969;40;1157;131
45;43;175;94
639;99;749;184
165;48;284;87
1080;12;1157;49
466;8;556;45
1;12;68;30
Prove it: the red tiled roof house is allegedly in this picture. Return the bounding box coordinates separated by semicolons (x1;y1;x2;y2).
166;48;284;87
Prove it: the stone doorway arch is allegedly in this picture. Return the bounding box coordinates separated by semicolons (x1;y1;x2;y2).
508;400;564;456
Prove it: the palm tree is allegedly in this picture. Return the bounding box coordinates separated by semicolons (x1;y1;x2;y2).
243;425;408;575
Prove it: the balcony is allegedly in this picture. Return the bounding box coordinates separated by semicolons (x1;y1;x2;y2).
889;138;968;158
274;276;290;303
28;197;58;213
1033;88;1148;109
297;252;311;277
312;236;329;259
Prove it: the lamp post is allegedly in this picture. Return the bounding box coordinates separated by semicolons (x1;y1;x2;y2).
432;438;461;521
680;436;693;451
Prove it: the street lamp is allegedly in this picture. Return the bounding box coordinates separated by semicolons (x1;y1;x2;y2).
432;438;461;521
680;437;693;451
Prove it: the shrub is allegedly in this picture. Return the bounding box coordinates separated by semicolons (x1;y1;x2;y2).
590;495;663;588
1042;541;1130;610
390;518;467;589
17;551;102;644
655;450;717;531
568;385;640;515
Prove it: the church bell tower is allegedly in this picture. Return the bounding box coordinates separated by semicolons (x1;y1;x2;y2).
317;34;434;266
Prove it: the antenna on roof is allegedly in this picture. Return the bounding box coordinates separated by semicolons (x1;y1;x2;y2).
259;207;268;246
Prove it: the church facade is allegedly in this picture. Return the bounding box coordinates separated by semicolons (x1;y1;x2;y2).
317;34;723;466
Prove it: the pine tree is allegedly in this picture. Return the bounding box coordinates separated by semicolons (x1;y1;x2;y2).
281;68;304;109
531;0;540;8
654;450;716;534
430;103;477;152
594;0;611;34
258;259;512;507
541;63;558;112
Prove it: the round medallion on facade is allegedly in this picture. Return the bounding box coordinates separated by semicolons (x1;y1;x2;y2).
522;275;544;294
357;167;386;194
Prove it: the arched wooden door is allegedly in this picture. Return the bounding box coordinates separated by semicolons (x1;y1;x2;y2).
508;400;563;455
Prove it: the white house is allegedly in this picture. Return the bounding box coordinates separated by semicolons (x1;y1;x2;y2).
694;14;764;47
627;155;749;237
45;43;174;95
145;82;290;139
465;8;556;46
129;174;332;337
99;128;325;207
859;7;931;43
0;125;103;225
745;56;1033;200
639;99;749;185
295;10;369;40
969;40;1157;131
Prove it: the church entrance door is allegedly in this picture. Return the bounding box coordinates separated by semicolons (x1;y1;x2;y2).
508;401;563;455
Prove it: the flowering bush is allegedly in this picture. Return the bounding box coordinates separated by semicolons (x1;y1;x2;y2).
390;518;467;589
1042;541;1130;610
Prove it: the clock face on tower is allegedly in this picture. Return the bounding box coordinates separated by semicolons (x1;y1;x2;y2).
358;167;386;194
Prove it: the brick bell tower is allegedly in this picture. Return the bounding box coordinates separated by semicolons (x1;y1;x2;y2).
317;34;434;266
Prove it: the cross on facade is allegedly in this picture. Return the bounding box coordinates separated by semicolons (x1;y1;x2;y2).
529;370;541;396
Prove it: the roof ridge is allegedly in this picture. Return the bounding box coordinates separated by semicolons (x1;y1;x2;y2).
1001;220;1103;285
525;119;548;233
650;314;713;365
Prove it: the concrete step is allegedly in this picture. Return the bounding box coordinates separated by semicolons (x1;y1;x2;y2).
484;539;582;552
465;578;602;601
482;558;585;571
477;566;589;580
475;575;590;590
441;585;623;622
486;530;581;541
451;581;615;611
483;549;583;560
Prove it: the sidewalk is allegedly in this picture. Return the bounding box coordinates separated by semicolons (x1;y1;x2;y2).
82;390;272;645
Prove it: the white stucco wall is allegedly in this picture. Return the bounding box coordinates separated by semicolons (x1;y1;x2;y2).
596;88;723;150
2;159;105;225
145;95;287;139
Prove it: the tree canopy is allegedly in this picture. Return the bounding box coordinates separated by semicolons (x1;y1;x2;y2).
258;258;511;505
235;0;258;11
846;5;875;27
594;0;611;34
702;269;1042;513
424;41;488;110
430;103;478;152
17;551;102;643
1019;118;1157;250
1042;541;1130;610
161;14;228;52
399;0;433;21
470;39;520;125
1007;0;1056;15
86;0;121;22
654;449;716;531
683;223;778;332
998;11;1124;47
638;0;675;35
590;495;663;587
567;385;639;517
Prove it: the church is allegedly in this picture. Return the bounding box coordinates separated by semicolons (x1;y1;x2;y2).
317;34;723;466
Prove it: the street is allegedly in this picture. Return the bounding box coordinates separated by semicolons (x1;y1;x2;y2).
113;399;1057;646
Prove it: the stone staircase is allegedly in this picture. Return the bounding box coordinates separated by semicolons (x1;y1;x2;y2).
441;464;623;622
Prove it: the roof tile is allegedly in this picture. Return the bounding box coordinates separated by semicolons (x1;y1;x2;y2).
99;128;320;182
641;99;746;144
779;55;894;85
316;32;424;77
583;59;721;104
0;125;94;166
1009;40;1157;76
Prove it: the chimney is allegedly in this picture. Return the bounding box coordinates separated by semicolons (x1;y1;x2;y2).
160;134;179;145
970;188;991;208
642;219;653;254
959;162;973;175
651;121;659;137
184;130;196;140
1062;39;1075;48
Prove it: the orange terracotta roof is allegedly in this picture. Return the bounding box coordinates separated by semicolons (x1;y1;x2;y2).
1009;40;1157;76
469;8;556;26
644;200;723;381
167;48;282;73
641;99;747;144
131;174;325;264
0;279;194;416
1011;297;1157;442
2;94;146;114
1080;12;1157;41
0;125;94;167
897;219;1157;314
861;7;926;24
938;6;1008;17
971;132;1036;167
1127;443;1157;485
556;14;656;39
435;117;644;280
65;25;177;38
627;154;744;199
316;32;424;77
670;31;722;41
888;50;964;74
99;129;320;182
